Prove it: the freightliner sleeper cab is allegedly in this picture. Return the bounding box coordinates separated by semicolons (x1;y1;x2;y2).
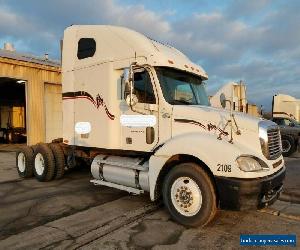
16;25;285;226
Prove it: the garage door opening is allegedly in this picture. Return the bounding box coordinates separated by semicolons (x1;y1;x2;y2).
0;77;27;144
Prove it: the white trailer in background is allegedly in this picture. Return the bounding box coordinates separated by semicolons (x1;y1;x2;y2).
210;82;260;117
16;25;285;227
273;94;300;122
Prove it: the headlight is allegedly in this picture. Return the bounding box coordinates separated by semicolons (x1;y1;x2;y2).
236;156;268;172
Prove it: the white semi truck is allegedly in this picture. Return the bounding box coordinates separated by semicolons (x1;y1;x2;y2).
273;94;300;122
16;25;285;226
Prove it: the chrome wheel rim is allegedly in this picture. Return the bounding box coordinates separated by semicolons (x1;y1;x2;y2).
282;139;291;153
17;152;26;172
35;153;45;175
171;177;202;217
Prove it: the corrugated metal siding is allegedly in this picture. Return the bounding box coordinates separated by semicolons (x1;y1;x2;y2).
0;57;61;145
44;83;62;142
0;49;60;67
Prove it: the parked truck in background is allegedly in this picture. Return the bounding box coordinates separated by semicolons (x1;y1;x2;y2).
273;94;300;122
272;94;300;156
16;25;285;226
271;117;300;157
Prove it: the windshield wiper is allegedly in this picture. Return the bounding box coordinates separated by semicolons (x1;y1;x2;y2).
170;99;194;105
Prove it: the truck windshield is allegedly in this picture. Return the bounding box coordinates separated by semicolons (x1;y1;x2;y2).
155;67;210;106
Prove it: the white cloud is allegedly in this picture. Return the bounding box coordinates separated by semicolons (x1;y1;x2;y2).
0;0;299;110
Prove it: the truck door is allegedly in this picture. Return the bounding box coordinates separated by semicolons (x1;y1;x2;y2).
121;67;159;152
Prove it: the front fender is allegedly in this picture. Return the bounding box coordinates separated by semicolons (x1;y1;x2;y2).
149;133;280;200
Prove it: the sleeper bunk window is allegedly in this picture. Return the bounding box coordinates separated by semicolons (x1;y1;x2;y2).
77;38;96;59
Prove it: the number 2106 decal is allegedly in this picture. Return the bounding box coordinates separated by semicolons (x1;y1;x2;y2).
217;164;231;172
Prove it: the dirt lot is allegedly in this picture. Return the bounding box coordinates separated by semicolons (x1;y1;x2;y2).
0;150;299;249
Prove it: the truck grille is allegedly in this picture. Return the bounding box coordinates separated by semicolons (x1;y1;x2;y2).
267;128;282;160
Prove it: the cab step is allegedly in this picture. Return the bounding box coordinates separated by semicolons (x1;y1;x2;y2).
90;179;144;195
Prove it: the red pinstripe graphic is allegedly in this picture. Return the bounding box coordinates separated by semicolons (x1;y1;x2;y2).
174;118;229;136
63;96;115;120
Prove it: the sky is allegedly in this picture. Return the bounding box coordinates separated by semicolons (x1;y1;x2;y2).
0;0;299;111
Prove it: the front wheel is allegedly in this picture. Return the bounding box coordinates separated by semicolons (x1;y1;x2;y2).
162;163;217;227
281;135;296;157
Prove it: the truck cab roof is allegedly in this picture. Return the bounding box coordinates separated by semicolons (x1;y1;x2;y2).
62;25;208;79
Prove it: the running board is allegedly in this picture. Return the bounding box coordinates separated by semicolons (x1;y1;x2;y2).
90;179;144;195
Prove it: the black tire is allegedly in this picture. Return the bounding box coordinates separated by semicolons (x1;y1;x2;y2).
16;146;34;178
162;163;217;227
49;143;65;179
33;143;56;181
281;135;296;157
3;131;10;143
31;145;38;153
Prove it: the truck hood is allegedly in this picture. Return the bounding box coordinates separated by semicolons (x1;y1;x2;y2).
172;105;262;134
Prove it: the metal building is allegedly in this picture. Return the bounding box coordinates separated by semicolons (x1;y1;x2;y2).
0;43;62;145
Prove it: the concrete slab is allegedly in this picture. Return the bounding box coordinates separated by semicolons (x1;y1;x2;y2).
291;149;300;158
259;200;300;222
280;203;300;221
279;157;300;204
47;195;151;238
0;152;20;183
270;200;291;210
259;200;290;216
0;225;69;250
0;152;299;249
0;196;158;250
0;152;126;240
82;208;300;250
0;144;24;152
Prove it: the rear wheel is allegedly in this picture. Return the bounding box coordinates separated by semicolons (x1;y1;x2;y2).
3;131;11;143
49;143;65;179
281;135;296;157
162;163;217;227
16;146;34;178
33;144;55;181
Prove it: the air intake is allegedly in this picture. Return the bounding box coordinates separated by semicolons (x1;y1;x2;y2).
267;127;282;160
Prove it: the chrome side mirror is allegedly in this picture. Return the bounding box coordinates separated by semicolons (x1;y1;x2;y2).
126;93;138;107
124;68;131;96
123;65;138;107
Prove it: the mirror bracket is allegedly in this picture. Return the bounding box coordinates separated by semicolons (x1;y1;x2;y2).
123;64;136;108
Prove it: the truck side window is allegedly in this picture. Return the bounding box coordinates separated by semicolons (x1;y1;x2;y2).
77;38;96;59
133;70;156;104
